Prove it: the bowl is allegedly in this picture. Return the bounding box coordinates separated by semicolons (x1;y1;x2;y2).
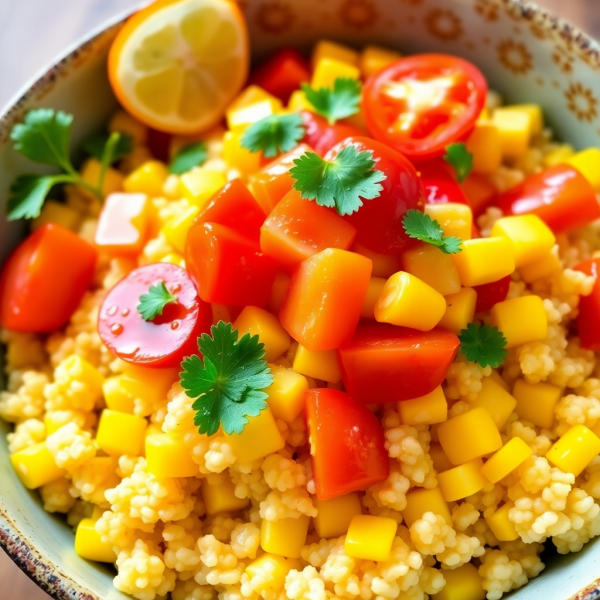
2;0;600;598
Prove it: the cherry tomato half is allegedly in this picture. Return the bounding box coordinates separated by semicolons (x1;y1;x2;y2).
300;110;363;157
418;158;469;205
363;54;487;160
575;259;600;351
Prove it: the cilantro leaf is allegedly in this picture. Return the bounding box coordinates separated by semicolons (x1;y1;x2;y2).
241;113;305;158
137;281;178;321
180;321;273;436
402;209;463;254
459;323;508;368
169;141;208;174
301;78;362;125
7;174;72;221
83;131;133;163
290;146;386;216
443;142;473;183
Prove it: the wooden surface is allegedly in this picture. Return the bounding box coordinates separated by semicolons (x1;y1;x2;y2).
0;0;597;598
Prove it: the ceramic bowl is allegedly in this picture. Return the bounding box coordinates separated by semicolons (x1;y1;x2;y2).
2;0;600;598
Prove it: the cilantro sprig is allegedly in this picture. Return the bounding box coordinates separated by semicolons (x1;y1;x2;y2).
402;209;462;254
137;281;178;321
180;321;273;436
459;323;508;368
301;77;362;125
169;142;208;174
82;131;133;162
241;113;305;158
443;142;473;183
290;145;386;216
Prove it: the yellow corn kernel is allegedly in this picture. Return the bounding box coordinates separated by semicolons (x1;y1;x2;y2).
96;410;147;457
466;121;502;174
102;376;135;414
293;344;342;383
431;563;485;600
565;147;600;191
398;386;448;426
439;288;477;335
225;407;285;463
109;109;148;144
146;433;198;478
10;442;64;489
484;503;519;542
311;58;360;90
453;238;515;287
492;107;533;159
438;458;487;502
352;243;399;278
519;245;562;283
491;295;548;349
123;160;168;196
313;493;362;538
512;378;562;429
223;131;262;175
80;158;124;199
75;518;116;563
429;442;454;473
361;277;387;319
400;245;461;296
246;554;290;592
312;40;359;68
265;365;309;422
544;144;575;168
31;200;81;232
345;515;397;562
470;377;517;430
481;437;533;484
162;206;200;253
503;104;544;135
267;272;291;315
201;476;249;515
360;45;402;78
161;253;186;267
402;487;452;528
121;365;179;410
438;407;502;466
424;203;472;241
179;170;227;208
260;516;310;559
546;425;600;476
233;306;291;362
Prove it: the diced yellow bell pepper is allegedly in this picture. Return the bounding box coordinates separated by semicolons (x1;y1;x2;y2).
359;45;402;78
519;245;562;283
438;407;502;466
491;295;548;349
143;424;163;457
313;493;362;538
546;425;600;476
400;245;461;296
402;487;452;528
466;121;502;174
109;109;148;144
481;437;533;483
44;412;68;436
429;442;454;473
352;243;399;278
565;147;600;191
162;206;200;253
228;100;281;132
424;203;472;241
470;377;517;430
233;306;291;362
96;410;147;457
121;365;179;408
10;442;64;489
312;40;359;68
488;370;509;391
58;355;105;395
225;407;285;463
91;506;105;521
431;563;485;600
227;86;282;128
103;376;135;414
345;515;397;562
375;272;446;331
492;107;533;159
453;238;515;287
267;272;291;315
293;345;341;384
246;554;290;592
179;170;227;208
146;433;198;478
201;476;250;514
361;277;387;319
265;365;309;422
512;378;562;429
439;287;477;335
437;458;487;502
80;158;124;199
260;516;310;559
123;160;168;196
288;90;311;112
311;58;360;90
544;144;575;168
75;518;116;563
161;253;186;267
502;104;543;135
32;200;81;232
398;386;448;426
484;503;519;542
223;131;262;175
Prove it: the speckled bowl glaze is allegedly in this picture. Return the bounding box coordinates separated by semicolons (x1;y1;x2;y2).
2;1;600;598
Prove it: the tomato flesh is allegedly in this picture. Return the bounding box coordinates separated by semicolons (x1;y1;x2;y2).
474;275;511;313
575;259;600;351
418;158;469;205
300;110;363;157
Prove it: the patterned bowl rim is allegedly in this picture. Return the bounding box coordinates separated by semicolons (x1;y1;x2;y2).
1;1;600;599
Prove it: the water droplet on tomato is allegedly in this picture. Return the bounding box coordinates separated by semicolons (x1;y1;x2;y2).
111;323;124;335
122;308;130;317
171;321;180;330
107;305;118;316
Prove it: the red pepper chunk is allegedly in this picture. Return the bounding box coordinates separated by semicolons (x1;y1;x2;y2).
260;189;356;272
300;111;363;157
0;224;97;332
575;258;600;351
337;323;460;403
186;222;277;307
306;388;389;500
474;275;511;313
497;164;600;234
418;159;469;206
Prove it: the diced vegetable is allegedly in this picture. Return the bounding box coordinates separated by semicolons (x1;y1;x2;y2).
439;287;477;334
466;120;502;174
227;86;283;130
519;245;562;283
313;494;362;538
10;442;64;489
260;516;310;559
179;170;228;208
311;57;360;89
233;306;291;362
424;203;472;241
31;200;81;232
96;409;147;457
565;147;600;191
459;173;497;217
361;277;387;319
264;365;309;422
480;437;533;483
102;376;135;414
418;159;469;205
120;364;179;408
146;434;198;478
223;130;262;174
201;477;250;515
469;377;516;430
546;425;600;476
575;258;600;351
123;160;168;196
453;238;515;287
312;40;359;68
245;554;290;593
397;386;448;426
429;443;454;473
402;487;452;528
400;244;462;296
431;563;485;600
512;378;562;429
75;519;117;563
473;275;511;313
162;205;200;253
352;242;400;277
345;515;397;561
491;108;532;159
485;504;519;543
300;110;363;157
437;458;487;502
491;295;547;349
267;272;291;314
292;345;342;383
359;45;402;78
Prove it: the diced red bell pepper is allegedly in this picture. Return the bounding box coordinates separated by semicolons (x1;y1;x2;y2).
0;224;97;332
575;258;600;351
300;110;363;157
418;159;469;205
260;188;356;272
460;173;497;217
337;323;460;403
497;164;600;233
147;127;172;162
306;388;389;500
474;275;511;313
185;222;277;307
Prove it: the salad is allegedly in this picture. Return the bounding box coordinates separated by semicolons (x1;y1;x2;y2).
2;1;600;600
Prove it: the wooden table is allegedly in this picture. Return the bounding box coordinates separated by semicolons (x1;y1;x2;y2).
0;0;597;598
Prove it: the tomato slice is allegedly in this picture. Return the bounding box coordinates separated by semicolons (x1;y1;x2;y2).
363;54;487;160
575;259;600;351
300;110;363;157
474;275;511;313
98;262;211;368
418;158;469;205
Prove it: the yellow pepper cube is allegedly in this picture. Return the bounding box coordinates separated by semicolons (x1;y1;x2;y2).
121;365;179;409
470;377;517;430
227;85;282;129
75;518;117;563
489;370;509;391
162;206;200;253
293;345;342;384
179;170;227;208
402;487;452;528
109;109;148;144
312;40;359;68
546;425;600;476
361;277;387;319
161;253;186;267
491;295;548;349
438;407;502;466
506;104;543;135
345;515;397;562
512;378;562;429
44;412;67;436
146;434;198;478
491;215;556;268
265;365;309;422
223;131;262;175
10;442;64;490
481;437;533;483
352;243;399;278
267;272;291;315
484;503;519;542
544;144;575;168
437;458;487;502
565;147;600;191
233;306;291;362
453;237;515;287
32;200;81;232
431;563;485;600
201;476;250;514
91;506;105;521
96;410;147;457
313;493;362;538
246;554;290;592
519;245;562;283
424;203;472;241
398;386;448;426
80;158;124;199
466;121;502;174
288;90;311;112
103;376;135;414
228;100;280;132
360;45;402;78
225;406;285;463
492;108;533;159
400;245;462;296
375;272;446;331
439;288;477;335
124;160;169;196
311;58;360;90
260;516;310;559
429;442;454;473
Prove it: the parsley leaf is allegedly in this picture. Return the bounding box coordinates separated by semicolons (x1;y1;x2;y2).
137;281;178;321
459;323;508;368
169;141;208;174
443;142;473;183
83;131;133;163
241;113;305;158
402;209;463;254
7;174;71;221
290;146;386;216
301;78;362;125
180;321;273;436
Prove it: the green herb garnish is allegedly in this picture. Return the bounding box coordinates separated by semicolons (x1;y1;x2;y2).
83;131;133;163
459;323;508;368
443;142;473;183
241;113;305;158
137;281;178;322
402;209;463;254
301;77;362;124
169;142;208;174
